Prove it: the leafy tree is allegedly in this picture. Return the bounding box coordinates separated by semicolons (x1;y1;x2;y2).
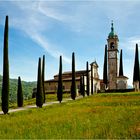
2;16;9;114
71;52;76;100
103;45;108;88
36;57;43;108
17;76;23;107
133;44;140;82
119;49;124;76
86;61;89;96
42;55;45;103
57;56;63;103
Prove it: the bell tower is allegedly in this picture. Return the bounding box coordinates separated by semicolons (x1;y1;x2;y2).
107;21;119;90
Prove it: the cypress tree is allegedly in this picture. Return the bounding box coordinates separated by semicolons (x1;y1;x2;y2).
36;57;43;108
81;75;85;97
80;76;82;95
86;61;90;96
133;44;140;82
17;76;23;107
71;52;76;100
57;56;63;103
42;55;45;103
103;45;108;88
2;16;9;114
119;49;124;76
91;64;93;95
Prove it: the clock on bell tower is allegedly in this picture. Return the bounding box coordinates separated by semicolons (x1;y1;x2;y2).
107;21;119;90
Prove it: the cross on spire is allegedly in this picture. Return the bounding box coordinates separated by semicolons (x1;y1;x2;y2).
111;20;114;32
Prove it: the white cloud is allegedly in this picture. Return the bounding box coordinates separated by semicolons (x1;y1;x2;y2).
3;1;71;63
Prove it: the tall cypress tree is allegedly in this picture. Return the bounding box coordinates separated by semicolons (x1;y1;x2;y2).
133;44;140;82
36;57;43;108
119;49;124;76
80;76;83;95
57;56;63;103
71;52;76;100
91;64;93;95
81;75;85;97
42;55;45;103
17;76;23;107
2;16;9;114
86;61;90;96
103;45;108;88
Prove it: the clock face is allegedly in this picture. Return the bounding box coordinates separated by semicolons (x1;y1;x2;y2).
109;51;115;58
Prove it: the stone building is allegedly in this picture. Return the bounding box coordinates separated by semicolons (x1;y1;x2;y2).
44;61;100;94
107;22;128;90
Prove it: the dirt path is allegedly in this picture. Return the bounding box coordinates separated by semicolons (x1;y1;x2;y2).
0;96;83;115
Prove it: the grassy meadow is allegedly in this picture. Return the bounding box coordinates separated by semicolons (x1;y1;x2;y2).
0;92;140;139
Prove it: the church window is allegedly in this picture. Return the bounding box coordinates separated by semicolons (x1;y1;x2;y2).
110;42;115;49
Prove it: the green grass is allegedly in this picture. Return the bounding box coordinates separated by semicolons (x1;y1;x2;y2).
9;93;71;109
0;92;140;139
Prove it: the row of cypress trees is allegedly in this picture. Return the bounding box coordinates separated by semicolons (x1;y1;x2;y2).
56;52;94;103
57;52;76;103
1;15;78;111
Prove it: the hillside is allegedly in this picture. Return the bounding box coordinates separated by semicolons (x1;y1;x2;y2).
0;92;140;139
0;75;36;103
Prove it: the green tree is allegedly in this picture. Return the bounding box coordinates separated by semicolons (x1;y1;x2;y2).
42;55;45;103
103;45;108;88
80;76;82;95
80;75;85;97
82;75;85;97
36;57;43;108
2;16;9;114
91;64;93;95
17;76;23;107
57;56;63;103
119;49;124;76
133;44;140;82
71;52;76;100
86;61;89;96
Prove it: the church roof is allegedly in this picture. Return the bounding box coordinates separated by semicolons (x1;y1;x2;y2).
90;61;98;67
54;70;88;77
108;21;118;38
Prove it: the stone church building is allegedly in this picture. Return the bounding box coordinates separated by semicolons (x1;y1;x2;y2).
44;61;100;94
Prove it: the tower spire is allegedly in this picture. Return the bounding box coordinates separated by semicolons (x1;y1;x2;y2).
111;20;114;32
108;20;117;38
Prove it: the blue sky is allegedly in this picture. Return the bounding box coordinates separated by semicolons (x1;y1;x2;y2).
0;0;140;86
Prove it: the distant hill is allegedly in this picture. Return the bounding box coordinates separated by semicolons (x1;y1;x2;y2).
0;75;36;103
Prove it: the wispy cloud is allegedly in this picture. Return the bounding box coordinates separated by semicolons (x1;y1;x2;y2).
1;1;71;63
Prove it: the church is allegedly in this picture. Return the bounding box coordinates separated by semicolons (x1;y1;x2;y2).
106;22;128;90
33;22;129;96
44;61;100;94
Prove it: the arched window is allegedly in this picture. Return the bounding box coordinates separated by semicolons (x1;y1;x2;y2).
110;42;115;49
